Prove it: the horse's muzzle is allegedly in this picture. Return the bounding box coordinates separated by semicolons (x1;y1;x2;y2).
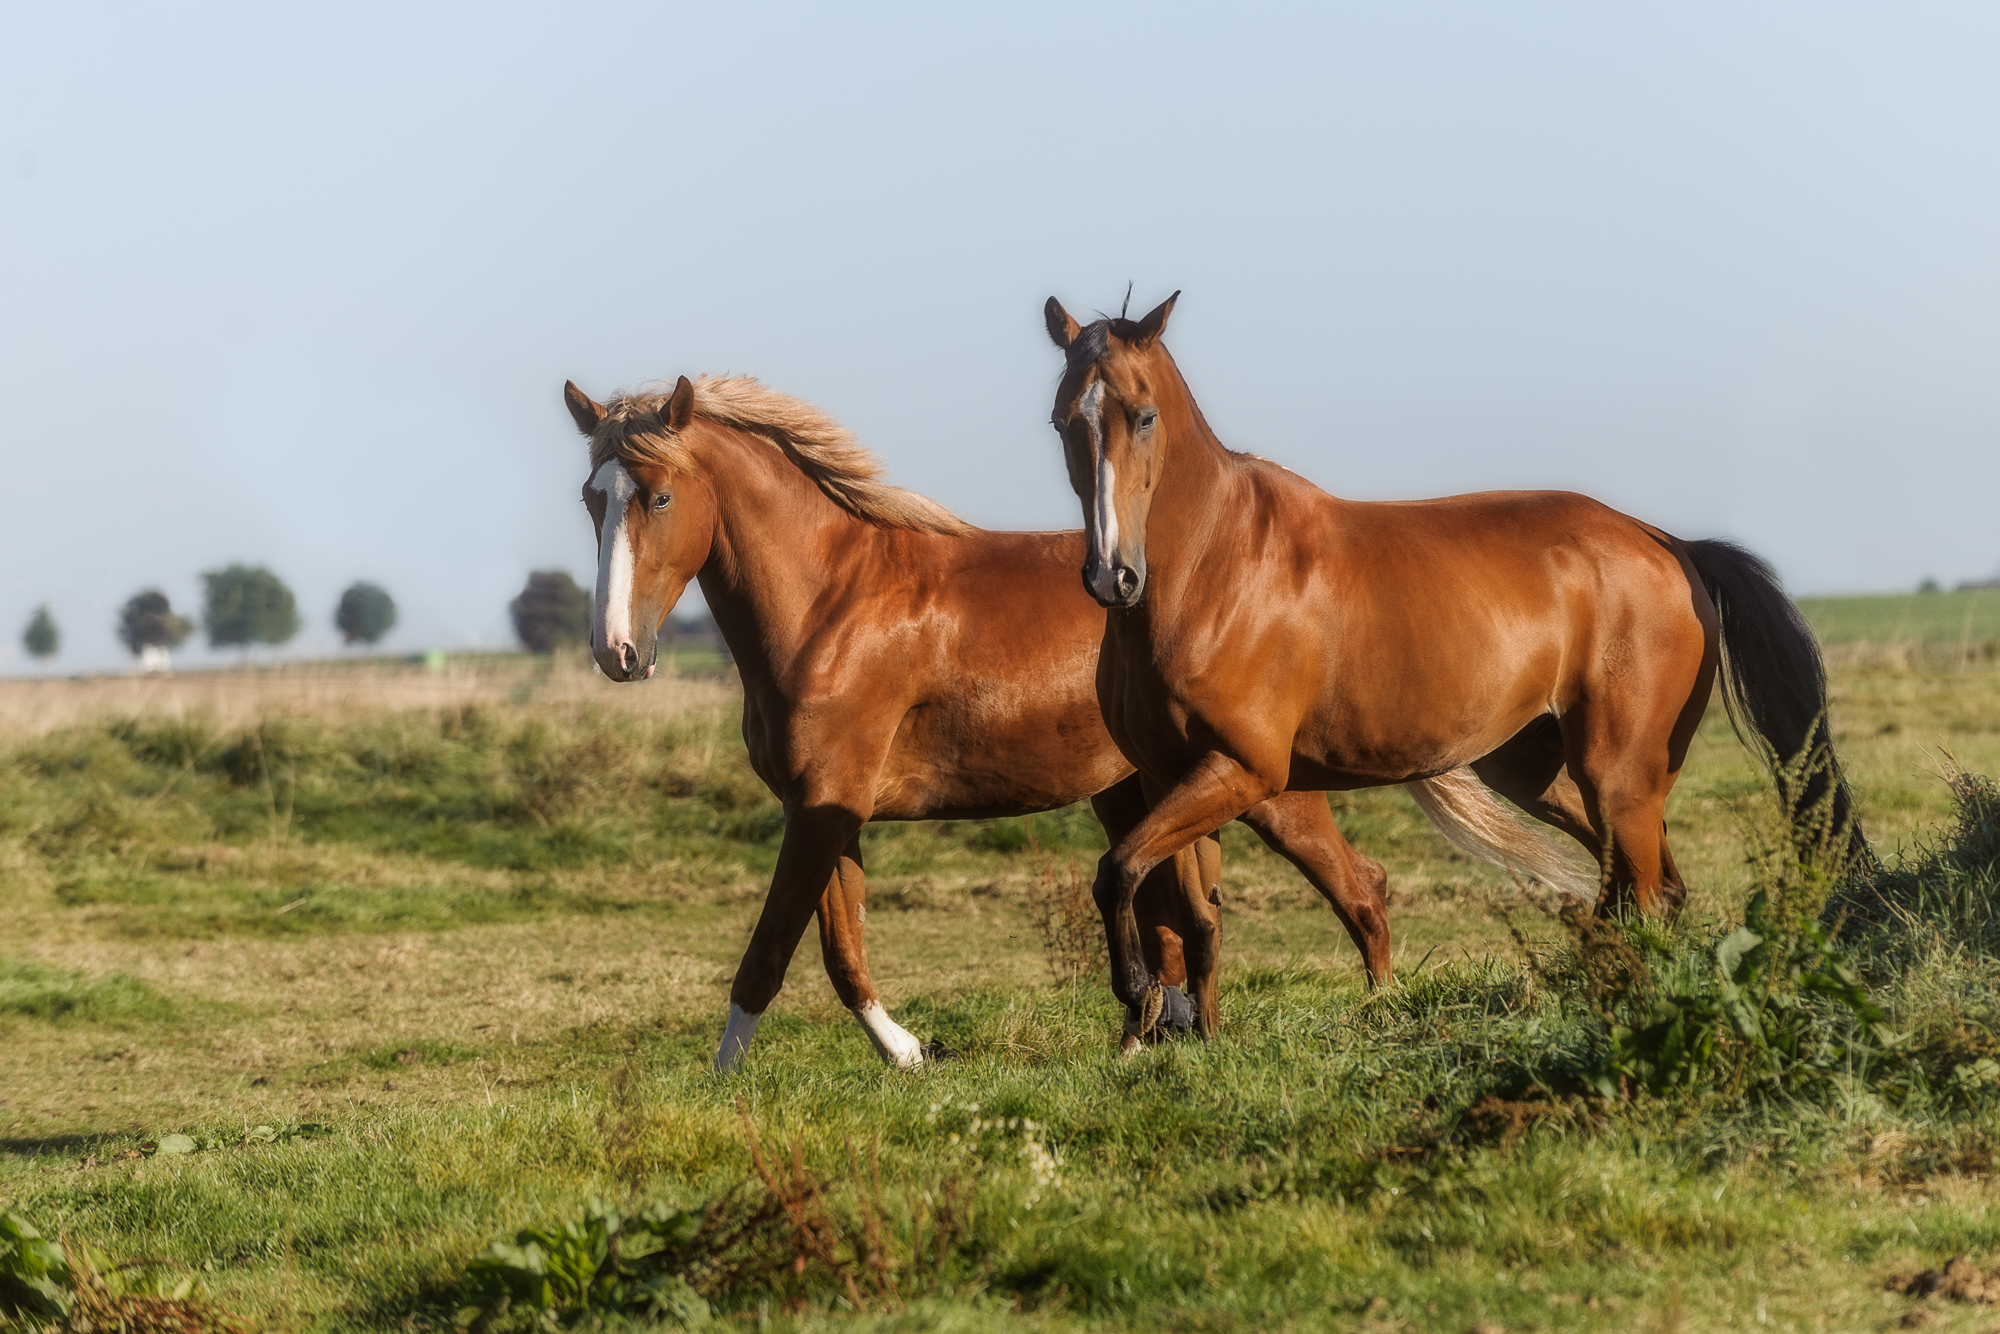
594;635;659;683
1082;561;1146;610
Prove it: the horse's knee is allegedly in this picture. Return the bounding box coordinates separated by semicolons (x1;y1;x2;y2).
1093;854;1148;914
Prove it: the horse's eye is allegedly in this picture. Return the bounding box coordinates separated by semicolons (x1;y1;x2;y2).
1139;411;1157;431
652;494;672;511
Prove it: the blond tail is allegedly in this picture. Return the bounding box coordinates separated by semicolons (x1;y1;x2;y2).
1403;768;1597;901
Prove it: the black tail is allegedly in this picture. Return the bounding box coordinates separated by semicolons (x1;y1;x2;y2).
1684;538;1870;872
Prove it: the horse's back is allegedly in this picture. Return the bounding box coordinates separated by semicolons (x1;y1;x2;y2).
1209;469;1708;780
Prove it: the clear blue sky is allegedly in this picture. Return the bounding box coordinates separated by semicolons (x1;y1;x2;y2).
5;2;1997;671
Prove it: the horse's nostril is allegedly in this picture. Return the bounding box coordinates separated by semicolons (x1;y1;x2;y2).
1115;566;1138;597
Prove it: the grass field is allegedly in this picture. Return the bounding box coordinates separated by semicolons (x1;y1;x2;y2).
5;642;2000;1332
1800;589;2000;671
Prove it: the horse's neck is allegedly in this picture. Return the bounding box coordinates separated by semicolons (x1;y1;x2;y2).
691;425;870;678
1145;382;1241;584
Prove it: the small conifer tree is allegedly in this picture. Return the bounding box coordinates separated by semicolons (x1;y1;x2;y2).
22;605;59;660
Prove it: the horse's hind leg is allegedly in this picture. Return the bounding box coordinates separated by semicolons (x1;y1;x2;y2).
717;803;865;1071
1657;829;1690;918
1471;715;1602;865
1473;717;1694;915
1238;791;1392;986
1562;700;1684;918
814;833;925;1068
1140;833;1222;1043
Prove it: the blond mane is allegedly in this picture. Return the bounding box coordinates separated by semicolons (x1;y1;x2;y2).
588;376;970;535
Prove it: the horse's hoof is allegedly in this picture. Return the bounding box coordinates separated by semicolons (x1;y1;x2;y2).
1147;985;1194;1042
919;1039;959;1063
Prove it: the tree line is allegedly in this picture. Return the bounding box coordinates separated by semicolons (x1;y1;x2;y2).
15;567;602;666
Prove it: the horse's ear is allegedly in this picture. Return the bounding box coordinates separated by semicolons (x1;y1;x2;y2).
665;375;696;432
1044;297;1081;350
564;380;606;436
1128;291;1179;348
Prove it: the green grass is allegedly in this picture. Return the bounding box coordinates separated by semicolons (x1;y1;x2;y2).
1800;588;2000;659
5;664;2000;1331
0;960;179;1026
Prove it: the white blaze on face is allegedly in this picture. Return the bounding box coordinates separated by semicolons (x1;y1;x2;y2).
854;1001;925;1069
589;459;640;652
1079;380;1118;573
714;1003;762;1072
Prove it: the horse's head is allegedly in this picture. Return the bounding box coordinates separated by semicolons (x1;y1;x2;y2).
1044;291;1179;609
564;376;718;682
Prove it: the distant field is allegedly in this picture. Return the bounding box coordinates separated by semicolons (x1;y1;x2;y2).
1800;587;2000;657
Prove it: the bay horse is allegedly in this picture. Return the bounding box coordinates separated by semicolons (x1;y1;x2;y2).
563;374;1566;1062
1042;291;1867;1029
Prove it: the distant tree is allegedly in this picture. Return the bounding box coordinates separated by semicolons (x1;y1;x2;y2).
510;570;591;652
335;581;398;646
22;605;59;660
118;589;194;657
202;564;301;650
1919;577;1942;594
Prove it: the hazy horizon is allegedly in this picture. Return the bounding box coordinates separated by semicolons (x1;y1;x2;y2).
6;3;1998;674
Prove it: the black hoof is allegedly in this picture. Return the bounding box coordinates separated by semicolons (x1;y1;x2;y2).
919;1039;959;1063
1143;985;1194;1043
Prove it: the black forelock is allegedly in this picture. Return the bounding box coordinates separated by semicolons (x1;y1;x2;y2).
1065;319;1112;375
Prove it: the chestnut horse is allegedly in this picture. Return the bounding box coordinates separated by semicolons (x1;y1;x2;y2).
564;374;1515;1063
1042;292;1867;1027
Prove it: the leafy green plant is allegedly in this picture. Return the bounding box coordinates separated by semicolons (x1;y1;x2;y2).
1518;744;1901;1106
464;1198;710;1327
0;1212;69;1320
460;1110;977;1327
1;1212;244;1331
1576;888;1897;1101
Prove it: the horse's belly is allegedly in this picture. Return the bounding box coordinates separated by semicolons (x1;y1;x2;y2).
1289;689;1549;789
869;694;1127;821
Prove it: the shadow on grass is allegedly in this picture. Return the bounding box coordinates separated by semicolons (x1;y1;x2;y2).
1;1132;125;1158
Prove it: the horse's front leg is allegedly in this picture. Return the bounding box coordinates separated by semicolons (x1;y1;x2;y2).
814;833;926;1068
1098;752;1274;1051
715;801;865;1072
1093;775;1208;1040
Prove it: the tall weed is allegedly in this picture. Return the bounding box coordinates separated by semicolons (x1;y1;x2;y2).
1024;840;1101;988
1830;765;2000;963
